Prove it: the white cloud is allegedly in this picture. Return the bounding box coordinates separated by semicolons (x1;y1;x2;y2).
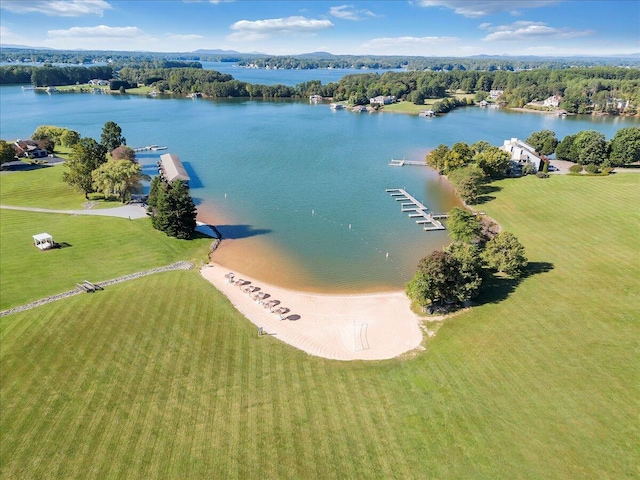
48;25;145;39
228;16;333;41
168;34;204;41
0;26;30;45
329;5;378;21
481;21;594;41
360;36;459;55
0;0;111;17
417;0;559;17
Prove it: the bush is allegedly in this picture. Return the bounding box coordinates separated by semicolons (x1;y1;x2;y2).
585;163;599;174
535;172;549;178
569;164;583;174
601;167;613;175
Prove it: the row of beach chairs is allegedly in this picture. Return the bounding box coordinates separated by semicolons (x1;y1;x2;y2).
225;272;292;320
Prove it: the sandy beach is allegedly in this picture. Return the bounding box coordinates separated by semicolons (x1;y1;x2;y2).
200;261;425;361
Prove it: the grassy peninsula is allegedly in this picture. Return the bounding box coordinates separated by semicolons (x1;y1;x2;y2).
1;165;638;478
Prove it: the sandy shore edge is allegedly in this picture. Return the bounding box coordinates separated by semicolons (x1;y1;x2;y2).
200;261;425;361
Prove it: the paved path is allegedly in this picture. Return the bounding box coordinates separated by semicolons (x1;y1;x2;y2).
0;204;148;219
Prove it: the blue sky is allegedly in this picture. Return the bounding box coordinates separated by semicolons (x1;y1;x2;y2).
1;0;638;56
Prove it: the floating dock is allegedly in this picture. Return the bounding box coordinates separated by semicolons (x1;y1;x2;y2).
386;188;447;231
132;145;168;152
388;159;427;167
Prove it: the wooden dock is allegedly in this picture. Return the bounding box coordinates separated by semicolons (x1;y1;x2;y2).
386;188;447;231
132;145;168;152
388;159;427;167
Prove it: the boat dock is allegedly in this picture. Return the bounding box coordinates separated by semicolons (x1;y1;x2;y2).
389;159;426;167
132;145;168;152
386;188;447;231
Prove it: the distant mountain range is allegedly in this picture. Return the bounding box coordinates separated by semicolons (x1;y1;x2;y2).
1;44;638;60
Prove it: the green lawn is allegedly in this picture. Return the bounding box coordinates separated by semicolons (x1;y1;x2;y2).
0;209;211;310
0;165;122;210
1;174;638;479
383;92;474;115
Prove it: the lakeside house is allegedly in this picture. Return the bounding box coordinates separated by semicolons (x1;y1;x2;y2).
159;153;190;186
14;139;48;159
543;95;563;108
88;79;109;86
369;95;396;106
309;94;322;103
500;138;544;173
489;89;504;100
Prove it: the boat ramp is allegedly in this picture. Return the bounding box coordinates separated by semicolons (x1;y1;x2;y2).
386;188;447;231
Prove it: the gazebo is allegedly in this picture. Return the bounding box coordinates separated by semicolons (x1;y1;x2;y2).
33;233;54;250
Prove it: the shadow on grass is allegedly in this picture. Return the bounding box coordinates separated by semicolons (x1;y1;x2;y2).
474;184;502;205
475;261;554;306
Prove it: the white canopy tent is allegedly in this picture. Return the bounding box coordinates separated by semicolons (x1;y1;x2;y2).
33;233;54;250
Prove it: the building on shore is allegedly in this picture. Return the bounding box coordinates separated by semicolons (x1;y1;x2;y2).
500;138;544;173
159;153;190;186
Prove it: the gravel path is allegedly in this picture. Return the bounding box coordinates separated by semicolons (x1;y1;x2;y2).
0;204;148;219
0;261;193;317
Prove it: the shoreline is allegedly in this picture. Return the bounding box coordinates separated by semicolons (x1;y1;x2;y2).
200;261;427;361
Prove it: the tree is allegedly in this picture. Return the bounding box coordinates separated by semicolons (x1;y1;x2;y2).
406;249;480;310
426;144;450;173
91;159;144;202
0;140;16;164
111;145;137;162
608;127;640;167
60;129;80;147
62;137;107;198
447;207;481;243
482;231;527;278
153;180;197;239
525;130;558;156
556;133;577;161
471;140;491;154
445;241;483;302
474;146;512;178
100;121;126;153
572;130;607;165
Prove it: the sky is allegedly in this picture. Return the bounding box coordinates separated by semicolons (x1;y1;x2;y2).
0;0;638;57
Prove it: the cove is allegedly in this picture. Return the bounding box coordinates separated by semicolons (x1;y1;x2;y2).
1;86;637;291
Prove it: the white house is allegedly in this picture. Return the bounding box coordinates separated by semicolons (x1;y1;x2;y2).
489;89;504;100
543;95;563;108
501;138;544;172
369;95;396;106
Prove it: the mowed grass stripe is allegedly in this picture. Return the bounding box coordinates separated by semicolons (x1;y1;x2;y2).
2;174;639;479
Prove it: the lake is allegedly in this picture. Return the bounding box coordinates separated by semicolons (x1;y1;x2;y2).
1;85;637;292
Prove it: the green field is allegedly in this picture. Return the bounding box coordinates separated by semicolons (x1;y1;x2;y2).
383;92;474;115
1;174;639;478
0;165;123;210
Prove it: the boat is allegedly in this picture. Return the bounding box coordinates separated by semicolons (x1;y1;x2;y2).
330;103;344;110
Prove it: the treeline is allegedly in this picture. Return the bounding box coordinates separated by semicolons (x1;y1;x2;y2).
237;54;639;71
0;65;114;86
331;68;640;113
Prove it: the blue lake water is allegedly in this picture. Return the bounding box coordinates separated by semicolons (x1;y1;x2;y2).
1;85;637;291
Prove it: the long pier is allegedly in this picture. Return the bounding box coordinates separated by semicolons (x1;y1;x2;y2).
132;145;168;152
389;159;427;167
386;188;447;231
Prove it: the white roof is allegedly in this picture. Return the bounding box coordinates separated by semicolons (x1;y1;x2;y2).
160;153;190;183
33;233;53;241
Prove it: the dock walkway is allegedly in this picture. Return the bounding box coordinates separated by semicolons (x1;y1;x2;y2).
388;159;427;167
386;188;446;231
